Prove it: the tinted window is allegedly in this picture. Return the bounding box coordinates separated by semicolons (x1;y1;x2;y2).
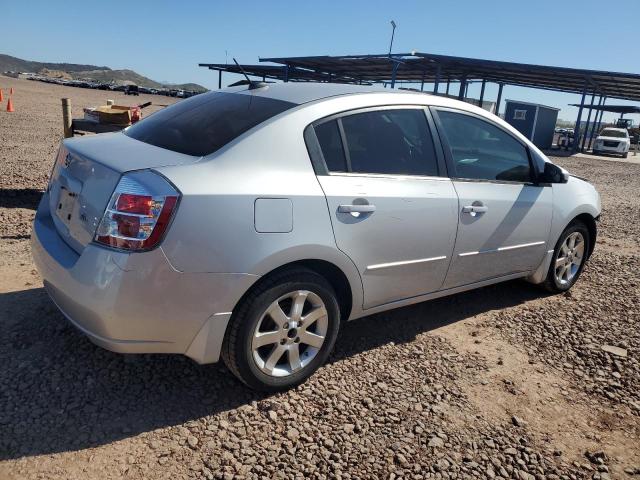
437;111;532;182
333;109;438;176
600;129;627;138
314;120;347;172
125;91;295;156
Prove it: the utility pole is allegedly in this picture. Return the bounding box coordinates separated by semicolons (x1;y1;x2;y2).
388;20;397;56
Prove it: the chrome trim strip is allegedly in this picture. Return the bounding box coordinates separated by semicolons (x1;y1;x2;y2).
366;255;447;272
328;172;450;181
458;241;545;257
106;209;153;219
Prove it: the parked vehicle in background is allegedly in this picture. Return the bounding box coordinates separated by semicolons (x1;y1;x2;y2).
32;83;601;391
592;128;630;158
124;85;139;96
176;89;185;98
557;130;574;148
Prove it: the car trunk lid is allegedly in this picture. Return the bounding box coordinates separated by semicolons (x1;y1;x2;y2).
47;132;198;254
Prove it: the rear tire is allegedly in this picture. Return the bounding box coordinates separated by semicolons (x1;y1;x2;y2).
542;220;590;293
221;267;341;391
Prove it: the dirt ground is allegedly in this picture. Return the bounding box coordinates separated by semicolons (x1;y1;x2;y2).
0;76;639;480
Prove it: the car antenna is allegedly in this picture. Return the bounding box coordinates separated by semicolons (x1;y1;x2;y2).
233;58;267;90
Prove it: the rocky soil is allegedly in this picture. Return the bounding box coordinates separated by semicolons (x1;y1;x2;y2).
0;76;639;479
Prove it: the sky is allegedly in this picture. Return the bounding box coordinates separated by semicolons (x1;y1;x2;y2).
2;0;639;124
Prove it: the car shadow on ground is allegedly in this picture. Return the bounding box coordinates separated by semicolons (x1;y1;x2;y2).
0;188;43;210
0;280;546;460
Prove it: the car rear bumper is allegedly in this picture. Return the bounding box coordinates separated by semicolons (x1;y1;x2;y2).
31;193;258;363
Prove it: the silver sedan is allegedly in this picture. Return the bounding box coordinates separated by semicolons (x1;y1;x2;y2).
32;83;600;390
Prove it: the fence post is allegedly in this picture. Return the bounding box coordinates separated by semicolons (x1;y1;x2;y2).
61;98;73;138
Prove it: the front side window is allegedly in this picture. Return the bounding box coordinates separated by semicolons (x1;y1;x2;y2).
437;110;532;183
315;109;439;176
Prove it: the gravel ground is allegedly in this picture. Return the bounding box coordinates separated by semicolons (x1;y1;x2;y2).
1;76;639;479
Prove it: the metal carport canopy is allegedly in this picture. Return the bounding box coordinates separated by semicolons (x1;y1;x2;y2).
568;104;640;114
255;52;640;101
198;63;360;84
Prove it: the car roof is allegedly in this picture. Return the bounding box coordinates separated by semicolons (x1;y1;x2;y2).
226;82;417;105
220;82;544;152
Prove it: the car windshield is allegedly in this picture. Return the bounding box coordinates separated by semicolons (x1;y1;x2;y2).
600;129;627;138
125;91;296;156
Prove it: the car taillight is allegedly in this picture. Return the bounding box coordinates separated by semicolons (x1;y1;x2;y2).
47;145;67;192
95;171;180;251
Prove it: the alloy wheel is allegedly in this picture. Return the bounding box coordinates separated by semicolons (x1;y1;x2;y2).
554;231;585;286
251;290;328;377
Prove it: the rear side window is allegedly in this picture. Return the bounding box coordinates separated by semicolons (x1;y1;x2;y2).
125;91;296;156
314;109;439;176
314;120;347;172
437;110;532;183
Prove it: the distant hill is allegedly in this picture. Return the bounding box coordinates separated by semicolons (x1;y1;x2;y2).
0;53;109;73
71;69;163;88
167;82;208;92
0;53;207;92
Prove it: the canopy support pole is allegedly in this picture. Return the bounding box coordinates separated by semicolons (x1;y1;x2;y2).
572;85;588;153
587;96;604;151
458;76;467;100
495;83;504;116
580;92;597;152
479;79;486;109
433;65;441;95
593;97;607;137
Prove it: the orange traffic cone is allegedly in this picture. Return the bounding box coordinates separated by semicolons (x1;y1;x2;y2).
9;87;14;95
6;97;14;112
0;89;3;102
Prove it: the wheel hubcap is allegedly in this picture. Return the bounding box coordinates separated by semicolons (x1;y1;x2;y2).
251;290;328;377
554;232;585;286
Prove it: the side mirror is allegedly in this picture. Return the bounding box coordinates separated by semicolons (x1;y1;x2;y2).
539;162;569;184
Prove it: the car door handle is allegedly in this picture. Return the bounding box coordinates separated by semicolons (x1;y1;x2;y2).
462;205;488;214
338;204;376;214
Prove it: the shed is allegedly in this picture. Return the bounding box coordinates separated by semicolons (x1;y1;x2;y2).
504;100;560;149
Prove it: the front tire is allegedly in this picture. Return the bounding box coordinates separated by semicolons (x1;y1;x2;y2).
221;268;341;391
543;221;590;293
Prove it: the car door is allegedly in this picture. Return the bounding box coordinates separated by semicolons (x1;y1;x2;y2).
306;106;459;309
431;107;552;289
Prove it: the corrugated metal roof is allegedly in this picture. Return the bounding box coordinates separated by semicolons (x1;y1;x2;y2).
201;52;640;102
568;104;640;114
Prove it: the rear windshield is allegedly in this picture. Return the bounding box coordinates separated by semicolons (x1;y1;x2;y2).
600;129;627;138
125;91;296;156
